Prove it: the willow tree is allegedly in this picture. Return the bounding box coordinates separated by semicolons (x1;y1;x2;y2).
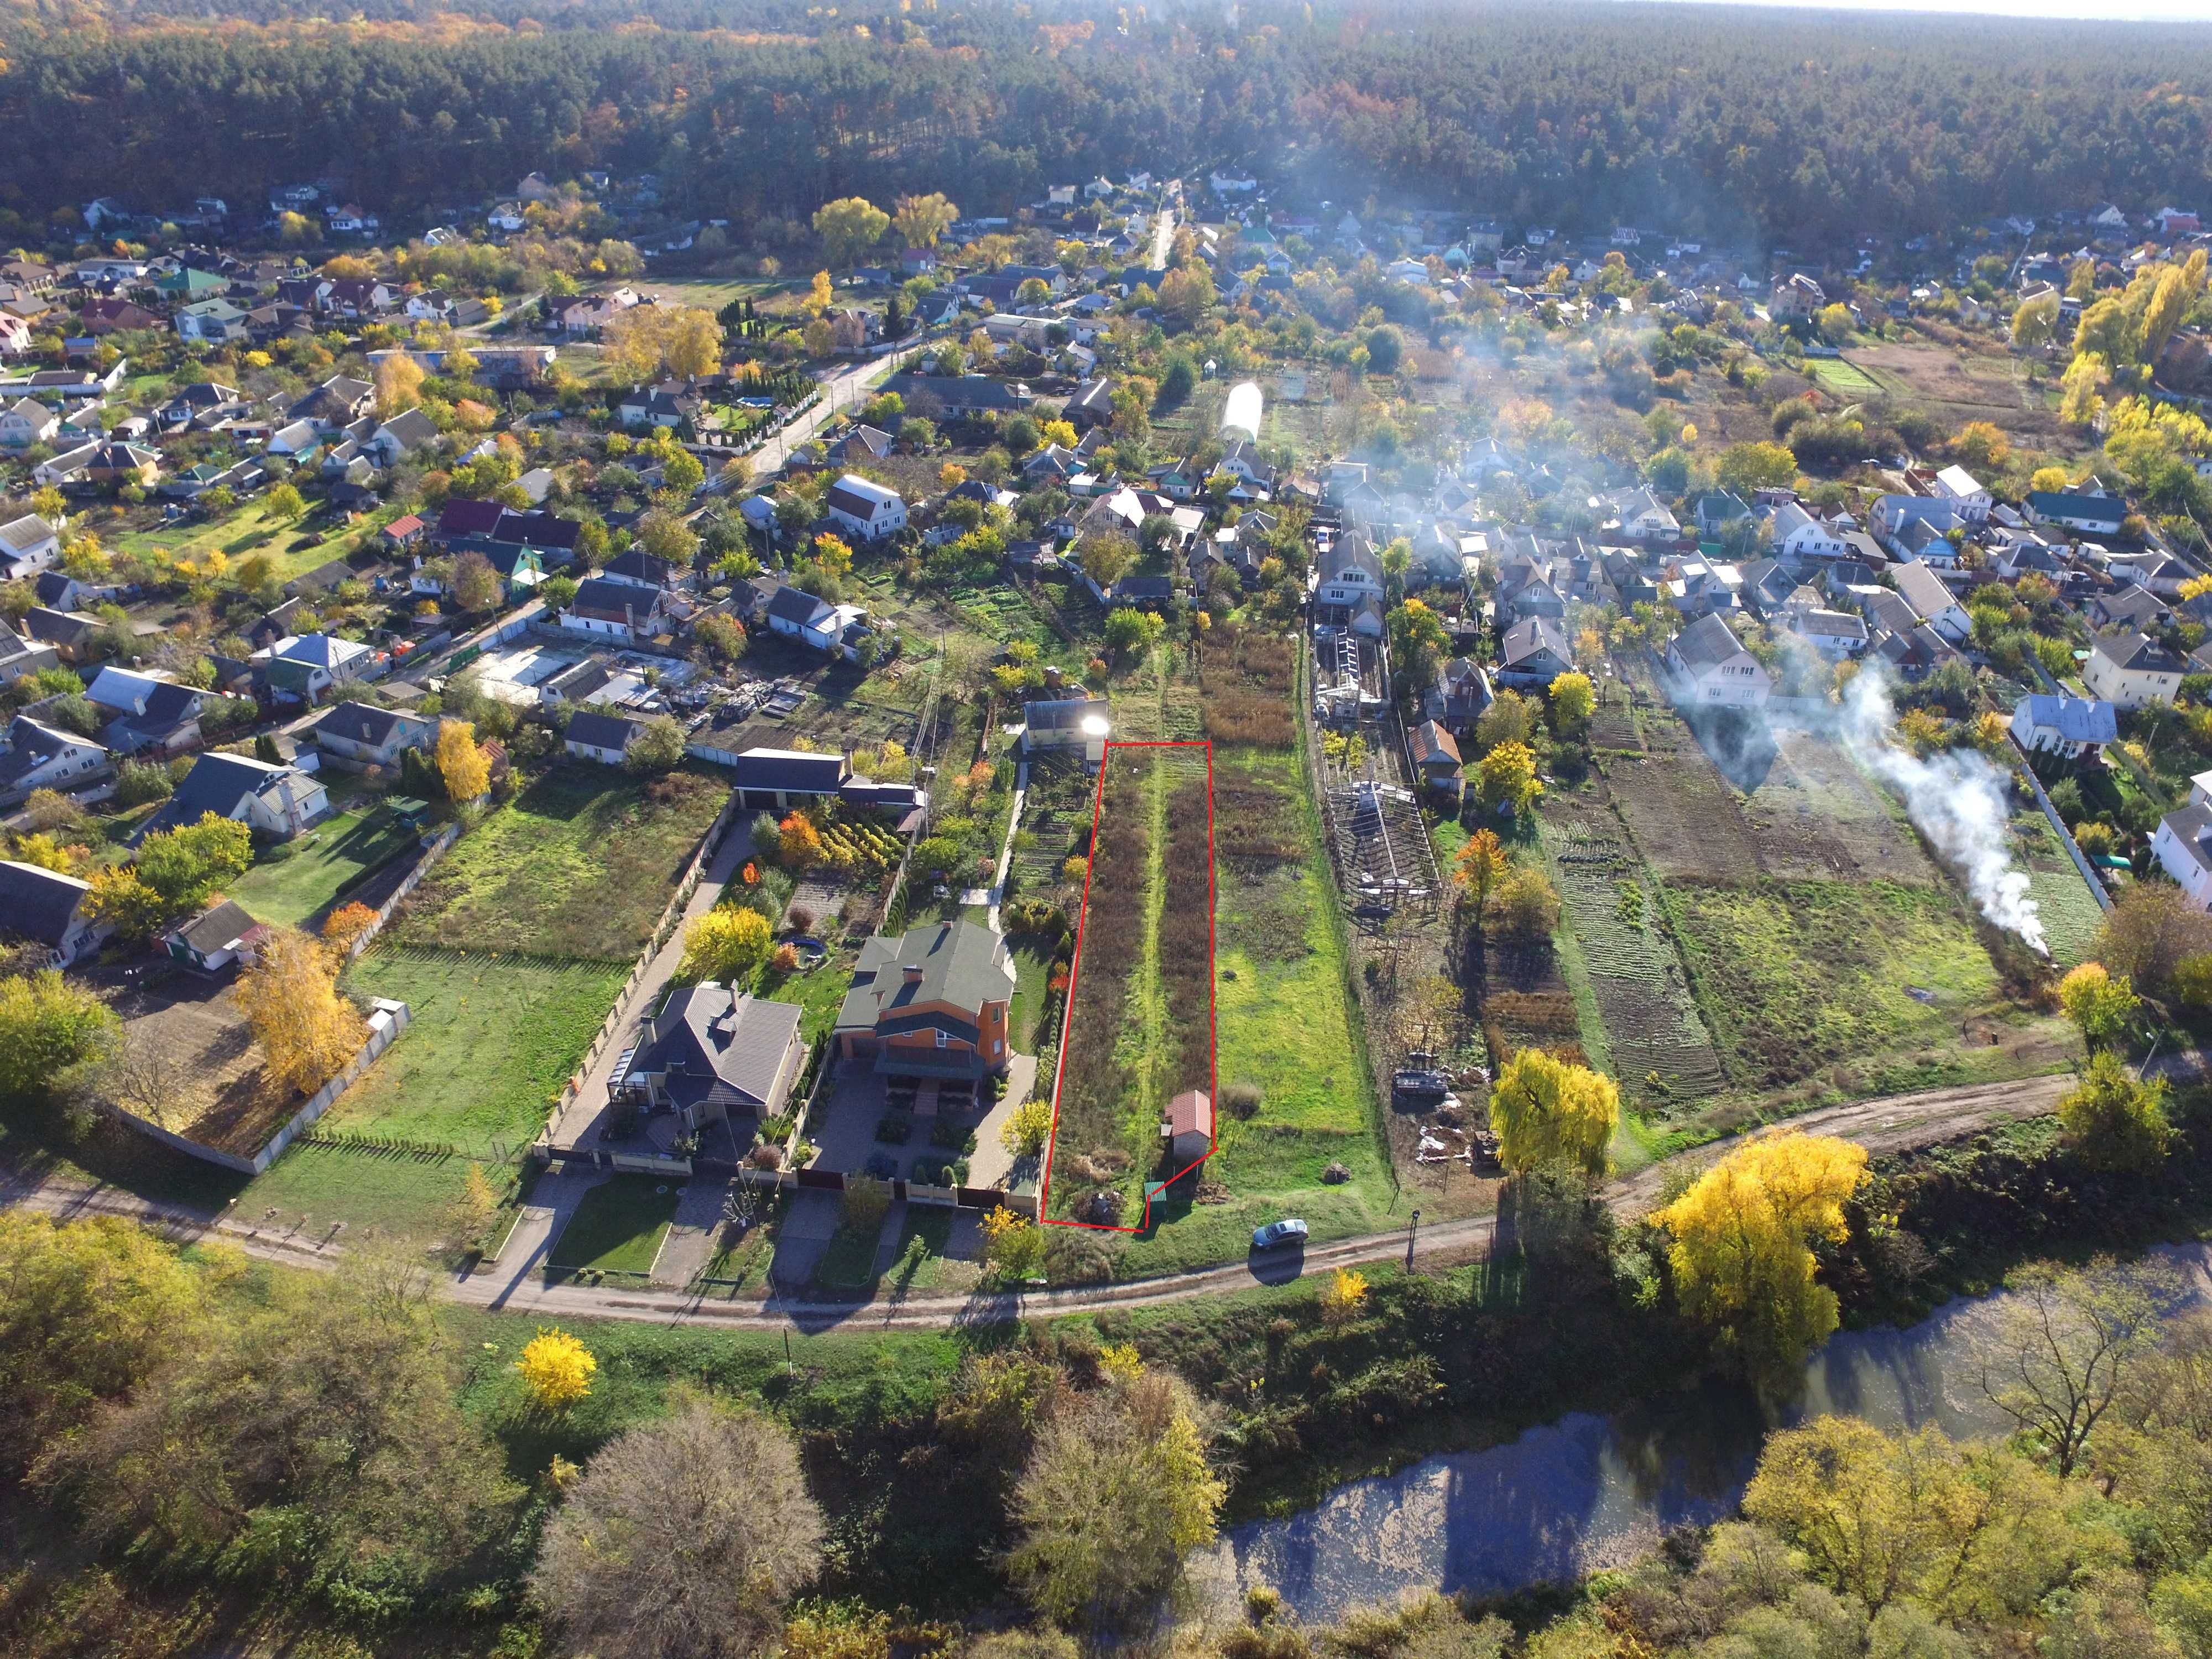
1653;1130;1867;1383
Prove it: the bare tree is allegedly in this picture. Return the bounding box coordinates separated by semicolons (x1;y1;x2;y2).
1976;1258;2180;1477
532;1400;824;1658
97;1024;216;1131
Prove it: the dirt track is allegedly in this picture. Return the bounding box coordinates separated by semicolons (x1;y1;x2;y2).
6;1072;2073;1334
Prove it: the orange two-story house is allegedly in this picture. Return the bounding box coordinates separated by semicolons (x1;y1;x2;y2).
833;918;1018;1078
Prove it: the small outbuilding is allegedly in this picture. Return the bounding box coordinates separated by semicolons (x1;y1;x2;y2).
1164;1088;1214;1171
164;899;269;973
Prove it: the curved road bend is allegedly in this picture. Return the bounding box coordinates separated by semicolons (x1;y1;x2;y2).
6;1072;2070;1334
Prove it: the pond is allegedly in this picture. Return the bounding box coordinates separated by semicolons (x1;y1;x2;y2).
1191;1245;2212;1623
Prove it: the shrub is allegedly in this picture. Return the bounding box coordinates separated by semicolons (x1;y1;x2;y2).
1223;1081;1263;1120
841;1176;891;1235
114;760;175;807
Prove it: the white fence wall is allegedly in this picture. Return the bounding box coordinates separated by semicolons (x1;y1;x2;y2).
107;999;414;1174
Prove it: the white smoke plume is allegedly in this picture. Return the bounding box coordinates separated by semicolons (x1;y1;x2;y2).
1837;666;2047;956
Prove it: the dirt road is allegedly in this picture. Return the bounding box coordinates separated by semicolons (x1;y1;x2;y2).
5;1071;2070;1334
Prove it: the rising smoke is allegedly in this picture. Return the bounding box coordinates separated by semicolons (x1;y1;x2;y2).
1835;667;2048;956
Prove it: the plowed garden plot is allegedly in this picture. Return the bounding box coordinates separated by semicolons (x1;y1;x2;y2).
2015;811;2106;971
1477;940;1585;1066
1588;682;1644;754
1662;879;2002;1093
1741;729;1938;885
1603;727;1762;883
1538;801;1725;1109
1043;744;1214;1229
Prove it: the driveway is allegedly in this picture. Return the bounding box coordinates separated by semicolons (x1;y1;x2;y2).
807;1065;893;1177
472;1159;603;1306
544;815;758;1150
651;1176;737;1288
966;1054;1039;1192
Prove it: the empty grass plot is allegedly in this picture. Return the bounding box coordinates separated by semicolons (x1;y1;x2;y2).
328;947;629;1153
1043;743;1215;1229
393;768;728;961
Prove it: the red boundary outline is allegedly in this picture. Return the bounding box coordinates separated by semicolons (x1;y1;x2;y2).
1037;739;1217;1233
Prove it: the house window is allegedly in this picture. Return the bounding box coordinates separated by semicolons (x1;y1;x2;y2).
935;1030;948;1048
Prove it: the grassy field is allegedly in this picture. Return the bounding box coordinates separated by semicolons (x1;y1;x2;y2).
630;276;796;312
1662;878;2003;1091
228;797;416;927
547;1176;680;1276
244;1142;488;1239
114;498;391;586
444;1300;973;1479
1807;356;1887;397
393;766;727;960
326;947;628;1153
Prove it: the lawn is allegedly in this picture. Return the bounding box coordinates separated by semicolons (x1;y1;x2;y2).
816;1216;888;1288
1806;356;1886;397
761;961;854;1045
547;1176;681;1276
243;1142;488;1240
325;947;628;1152
1661;878;2004;1092
114;498;390;586
228;798;416;927
1007;938;1055;1052
392;766;728;961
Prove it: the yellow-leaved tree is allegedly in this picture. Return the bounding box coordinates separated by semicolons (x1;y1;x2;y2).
1452;828;1510;921
680;906;773;985
1474;740;1542;815
1009;1370;1224;1635
374;352;425;416
516;1327;597;1411
981;1205;1045;1282
1549;671;1596;732
436;718;491;804
1653;1130;1869;1383
1486;1048;1619;1176
2056;962;2140;1048
233;928;367;1097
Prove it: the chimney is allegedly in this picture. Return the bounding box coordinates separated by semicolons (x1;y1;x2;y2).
902;963;924;985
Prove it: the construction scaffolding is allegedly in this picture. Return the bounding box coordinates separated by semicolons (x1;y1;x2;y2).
1308;628;1443;924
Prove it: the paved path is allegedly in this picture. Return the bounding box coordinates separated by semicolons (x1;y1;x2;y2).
985;759;1029;931
542;818;758;1149
6;1071;2074;1334
1148;194;1178;270
717;349;910;487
